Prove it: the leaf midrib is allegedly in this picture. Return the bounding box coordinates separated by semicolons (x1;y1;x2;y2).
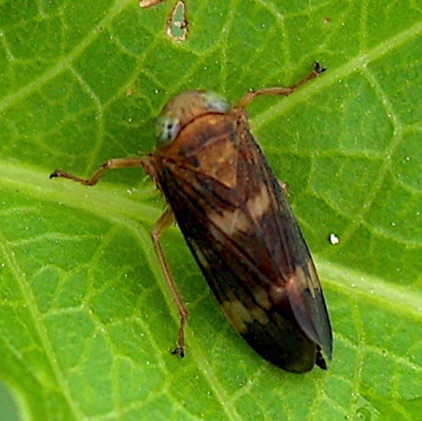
3;161;421;322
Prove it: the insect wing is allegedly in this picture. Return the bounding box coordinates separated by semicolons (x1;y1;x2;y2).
153;112;332;371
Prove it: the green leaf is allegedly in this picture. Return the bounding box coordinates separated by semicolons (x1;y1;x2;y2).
1;1;421;420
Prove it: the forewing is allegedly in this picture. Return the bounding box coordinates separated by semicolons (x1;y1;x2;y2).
235;128;333;360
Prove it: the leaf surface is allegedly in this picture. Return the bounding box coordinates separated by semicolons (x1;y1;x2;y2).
0;1;421;420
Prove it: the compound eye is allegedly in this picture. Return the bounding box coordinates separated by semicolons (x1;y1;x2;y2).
155;115;180;147
201;91;231;113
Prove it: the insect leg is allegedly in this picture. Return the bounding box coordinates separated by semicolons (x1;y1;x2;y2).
151;208;189;357
236;62;325;109
50;158;145;186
